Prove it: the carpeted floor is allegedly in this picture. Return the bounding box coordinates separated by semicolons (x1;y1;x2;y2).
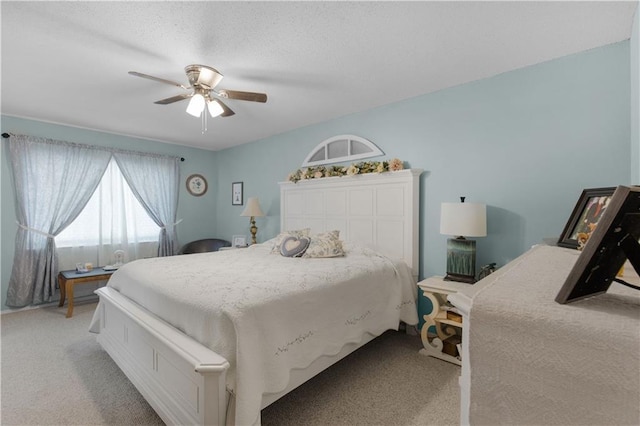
1;301;460;425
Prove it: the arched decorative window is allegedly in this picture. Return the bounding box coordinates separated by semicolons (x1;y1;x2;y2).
302;135;384;167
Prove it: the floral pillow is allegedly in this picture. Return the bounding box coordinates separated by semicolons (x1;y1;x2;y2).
270;228;311;254
302;230;345;258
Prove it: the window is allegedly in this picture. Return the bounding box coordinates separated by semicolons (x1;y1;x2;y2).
56;159;159;267
302;135;384;167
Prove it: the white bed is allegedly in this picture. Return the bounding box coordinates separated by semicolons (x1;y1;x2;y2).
450;244;640;425
90;169;422;426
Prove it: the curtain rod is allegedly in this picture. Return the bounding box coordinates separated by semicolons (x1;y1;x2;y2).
1;132;185;161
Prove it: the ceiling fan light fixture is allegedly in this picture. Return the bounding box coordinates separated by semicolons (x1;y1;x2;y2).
186;93;205;117
197;66;223;89
130;64;264;126
207;99;224;118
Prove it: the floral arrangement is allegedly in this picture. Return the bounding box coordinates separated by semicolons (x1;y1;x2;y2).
287;158;405;183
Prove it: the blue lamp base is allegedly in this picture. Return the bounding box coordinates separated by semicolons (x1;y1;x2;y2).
444;237;477;284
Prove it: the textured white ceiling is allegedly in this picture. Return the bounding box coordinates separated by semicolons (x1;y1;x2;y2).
1;1;637;151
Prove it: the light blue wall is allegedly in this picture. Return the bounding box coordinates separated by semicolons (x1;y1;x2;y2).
0;116;218;310
216;41;631;282
1;41;633;313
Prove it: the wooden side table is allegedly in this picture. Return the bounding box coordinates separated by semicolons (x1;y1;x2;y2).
418;276;470;366
58;267;115;318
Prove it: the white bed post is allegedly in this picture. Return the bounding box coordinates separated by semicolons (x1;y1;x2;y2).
197;365;230;426
447;292;472;425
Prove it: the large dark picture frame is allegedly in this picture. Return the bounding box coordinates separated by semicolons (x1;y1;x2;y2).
557;187;616;249
556;185;640;303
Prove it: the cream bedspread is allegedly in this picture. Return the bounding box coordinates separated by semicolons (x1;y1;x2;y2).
468;245;640;425
90;242;418;425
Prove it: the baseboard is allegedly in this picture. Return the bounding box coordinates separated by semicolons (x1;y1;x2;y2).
1;293;99;316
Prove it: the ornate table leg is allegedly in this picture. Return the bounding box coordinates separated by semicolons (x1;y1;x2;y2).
418;289;461;366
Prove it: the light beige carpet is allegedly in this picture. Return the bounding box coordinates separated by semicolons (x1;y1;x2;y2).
1;301;460;425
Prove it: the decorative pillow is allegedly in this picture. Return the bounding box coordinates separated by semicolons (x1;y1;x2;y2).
270;228;311;253
302;230;345;258
279;236;311;257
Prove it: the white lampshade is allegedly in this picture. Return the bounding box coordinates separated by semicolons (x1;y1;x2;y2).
186;94;205;117
440;201;487;237
207;99;224;118
241;197;265;217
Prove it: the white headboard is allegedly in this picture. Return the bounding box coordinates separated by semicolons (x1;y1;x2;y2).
279;169;422;278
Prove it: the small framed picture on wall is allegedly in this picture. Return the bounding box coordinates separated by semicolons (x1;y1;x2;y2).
232;182;243;205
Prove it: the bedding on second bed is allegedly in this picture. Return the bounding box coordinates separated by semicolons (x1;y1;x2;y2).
90;240;418;425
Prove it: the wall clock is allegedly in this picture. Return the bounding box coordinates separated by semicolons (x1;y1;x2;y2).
186;174;208;196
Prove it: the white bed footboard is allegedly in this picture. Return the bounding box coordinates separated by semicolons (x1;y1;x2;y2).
94;287;230;426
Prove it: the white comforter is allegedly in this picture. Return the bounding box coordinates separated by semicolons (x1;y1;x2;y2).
90;241;418;425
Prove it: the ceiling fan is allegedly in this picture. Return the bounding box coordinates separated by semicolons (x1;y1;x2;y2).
129;64;267;119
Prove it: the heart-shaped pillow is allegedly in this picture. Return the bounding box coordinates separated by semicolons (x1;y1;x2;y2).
280;236;310;257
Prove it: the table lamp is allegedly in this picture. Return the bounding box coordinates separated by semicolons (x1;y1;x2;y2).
240;197;265;244
440;197;487;283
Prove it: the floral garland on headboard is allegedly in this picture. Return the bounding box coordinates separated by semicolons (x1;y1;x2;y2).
287;158;404;183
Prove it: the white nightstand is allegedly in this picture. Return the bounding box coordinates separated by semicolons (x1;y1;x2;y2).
418;276;470;366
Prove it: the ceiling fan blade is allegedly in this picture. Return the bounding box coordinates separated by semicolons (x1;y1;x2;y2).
217;99;235;117
154;93;192;105
129;71;189;90
219;89;267;103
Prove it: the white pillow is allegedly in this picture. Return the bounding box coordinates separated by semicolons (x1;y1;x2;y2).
302;230;345;258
